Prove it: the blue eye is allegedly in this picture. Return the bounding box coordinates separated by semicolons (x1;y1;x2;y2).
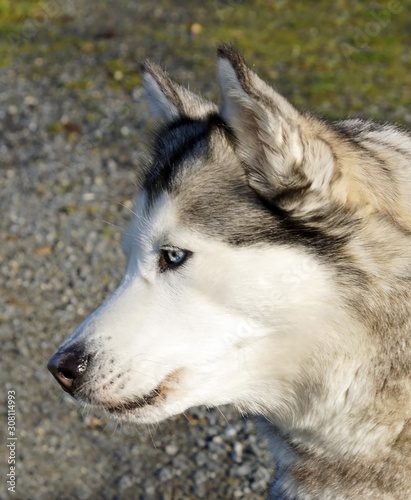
159;247;191;272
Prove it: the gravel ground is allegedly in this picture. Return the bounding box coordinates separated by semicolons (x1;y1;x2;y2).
1;2;273;499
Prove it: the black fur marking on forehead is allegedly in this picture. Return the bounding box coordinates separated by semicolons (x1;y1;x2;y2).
143;112;234;205
184;184;354;257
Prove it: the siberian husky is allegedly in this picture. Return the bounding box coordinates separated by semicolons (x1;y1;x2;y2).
48;45;411;499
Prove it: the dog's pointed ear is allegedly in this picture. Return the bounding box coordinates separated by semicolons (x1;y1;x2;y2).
140;60;216;121
217;44;334;211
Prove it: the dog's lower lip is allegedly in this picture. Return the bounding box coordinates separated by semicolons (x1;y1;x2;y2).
105;389;159;414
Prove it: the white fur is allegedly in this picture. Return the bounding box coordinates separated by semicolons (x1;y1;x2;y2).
142;72;180;120
64;191;355;431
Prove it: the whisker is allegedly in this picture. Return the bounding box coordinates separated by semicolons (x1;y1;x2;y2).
147;425;157;448
217;406;230;425
95;218;125;233
115;201;138;217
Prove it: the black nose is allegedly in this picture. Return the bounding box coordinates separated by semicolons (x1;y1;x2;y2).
47;349;89;396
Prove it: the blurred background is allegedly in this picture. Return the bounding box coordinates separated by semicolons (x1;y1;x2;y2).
1;0;411;498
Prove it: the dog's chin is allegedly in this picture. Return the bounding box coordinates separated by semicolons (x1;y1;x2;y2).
109;405;177;425
103;388;161;414
100;394;183;425
74;390;172;424
75;367;188;424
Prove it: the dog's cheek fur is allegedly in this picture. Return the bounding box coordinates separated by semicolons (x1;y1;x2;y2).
124;201;355;422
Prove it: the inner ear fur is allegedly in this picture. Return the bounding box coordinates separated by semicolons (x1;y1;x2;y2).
140;60;217;121
217;44;335;211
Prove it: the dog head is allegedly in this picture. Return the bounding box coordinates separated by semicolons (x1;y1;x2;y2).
48;45;408;427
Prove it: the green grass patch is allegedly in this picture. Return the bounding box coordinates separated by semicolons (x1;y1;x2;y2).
2;0;411;121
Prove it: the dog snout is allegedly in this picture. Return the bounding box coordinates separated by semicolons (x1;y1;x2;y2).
47;347;90;396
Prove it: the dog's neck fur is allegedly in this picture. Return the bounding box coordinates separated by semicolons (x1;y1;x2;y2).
265;421;411;500
260;352;411;499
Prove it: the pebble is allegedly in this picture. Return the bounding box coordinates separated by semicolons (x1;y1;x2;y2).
165;444;179;456
233;441;243;463
7;104;18;115
236;463;252;476
24;95;38;106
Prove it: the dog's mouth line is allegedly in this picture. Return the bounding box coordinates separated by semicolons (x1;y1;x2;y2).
104;388;160;414
74;367;184;414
